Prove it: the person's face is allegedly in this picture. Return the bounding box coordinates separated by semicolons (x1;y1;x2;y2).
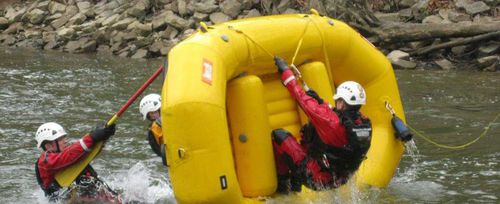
44;136;69;152
335;99;347;111
148;110;160;121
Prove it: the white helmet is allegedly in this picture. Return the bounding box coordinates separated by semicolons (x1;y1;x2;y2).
35;122;67;148
139;93;161;120
333;81;366;105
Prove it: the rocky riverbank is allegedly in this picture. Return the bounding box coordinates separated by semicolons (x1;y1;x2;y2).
0;0;498;71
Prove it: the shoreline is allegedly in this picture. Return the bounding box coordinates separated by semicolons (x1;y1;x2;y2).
0;0;498;71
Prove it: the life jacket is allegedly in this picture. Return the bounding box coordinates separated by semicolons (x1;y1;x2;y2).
35;154;99;199
301;110;372;176
147;119;163;156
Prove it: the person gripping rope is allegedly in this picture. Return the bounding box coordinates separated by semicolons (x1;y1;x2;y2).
272;56;372;193
35;122;119;202
139;94;164;158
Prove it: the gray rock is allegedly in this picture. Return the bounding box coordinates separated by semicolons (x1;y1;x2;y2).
80;21;97;33
448;11;471;22
473;15;493;23
135;23;153;36
127;0;151;18
48;1;66;14
210;12;231;24
451;45;468;56
177;0;189;16
152;14;169;30
220;0;242;18
160;26;178;39
5;7;26;22
193;12;209;21
2;22;22;34
398;8;413;19
65;40;81;53
283;8;298;14
477;56;499;70
24;29;42;38
133;36;153;47
391;59;417;69
77;1;91;13
97;44;111;53
399;0;417;9
455;0;472;9
374;12;400;23
434;59;454;70
244;9;261;18
112;18;136;30
276;0;291;13
57;27;75;39
67;13;87;26
131;48;149;58
81;40;97;52
478;43;499;56
149;40;165;54
65;6;79;18
240;0;255;10
464;1;490;15
422;15;443;24
0;17;9;30
192;0;219;14
45;13;63;22
102;14;120;26
387;50;410;61
2;35;17;45
36;1;50;11
50;15;70;29
163;10;191;29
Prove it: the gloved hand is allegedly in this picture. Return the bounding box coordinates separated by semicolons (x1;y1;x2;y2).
274;56;289;74
90;123;116;142
306;89;324;104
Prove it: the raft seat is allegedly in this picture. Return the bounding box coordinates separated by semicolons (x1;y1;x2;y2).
226;61;333;197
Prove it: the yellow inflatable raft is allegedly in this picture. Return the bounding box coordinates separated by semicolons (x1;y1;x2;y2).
162;11;407;203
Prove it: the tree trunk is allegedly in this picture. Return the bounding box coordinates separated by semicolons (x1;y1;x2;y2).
374;22;500;43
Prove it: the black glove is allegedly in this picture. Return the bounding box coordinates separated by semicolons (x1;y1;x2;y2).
274;56;289;74
90;124;116;142
306;89;324;104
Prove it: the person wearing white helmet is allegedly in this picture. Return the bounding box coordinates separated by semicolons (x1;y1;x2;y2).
271;57;372;193
139;93;164;158
35;122;118;201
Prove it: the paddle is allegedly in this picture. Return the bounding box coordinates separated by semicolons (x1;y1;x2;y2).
55;65;165;187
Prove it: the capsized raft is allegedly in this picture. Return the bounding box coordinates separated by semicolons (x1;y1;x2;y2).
161;12;407;203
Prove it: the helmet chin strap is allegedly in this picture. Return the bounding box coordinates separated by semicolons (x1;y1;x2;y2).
55;141;61;152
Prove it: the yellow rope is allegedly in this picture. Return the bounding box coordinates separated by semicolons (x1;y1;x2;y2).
385;101;499;149
408;112;499;149
291;17;312;65
227;26;274;58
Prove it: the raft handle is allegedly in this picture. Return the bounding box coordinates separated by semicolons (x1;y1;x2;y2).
178;148;186;159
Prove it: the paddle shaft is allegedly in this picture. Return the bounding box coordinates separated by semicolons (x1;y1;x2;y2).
55;65;164;187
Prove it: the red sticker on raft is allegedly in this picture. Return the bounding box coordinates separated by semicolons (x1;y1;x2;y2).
202;59;213;85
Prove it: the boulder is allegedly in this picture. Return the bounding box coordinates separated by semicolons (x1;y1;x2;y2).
5;7;26;22
448;11;471;22
210;12;231;24
112;18;136;30
0;17;9;30
127;0;151;18
434;59;454;70
422;15;443;24
177;0;189;16
81;40;97;52
276;0;292;13
163;10;191;30
36;1;50;11
399;0;417;9
464;1;490;15
28;9;46;25
131;48;149;58
64;40;82;53
50;15;70;29
160;26;178;40
387;50;410;61
391;59;417;69
134;23;153;37
193;12;209;21
192;0;219;14
477;56;499;71
220;0;242;18
67;13;87;26
244;9;261;18
102;14;120;26
2;22;22;34
478;43;499;56
48;1;66;14
57;27;75;39
76;1;91;13
374;12;400;23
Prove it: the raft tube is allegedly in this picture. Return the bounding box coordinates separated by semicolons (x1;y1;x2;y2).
162;12;407;203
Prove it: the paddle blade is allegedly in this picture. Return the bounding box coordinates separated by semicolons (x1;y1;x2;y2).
54;141;104;187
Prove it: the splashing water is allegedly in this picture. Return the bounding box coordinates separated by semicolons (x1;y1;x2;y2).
107;162;176;203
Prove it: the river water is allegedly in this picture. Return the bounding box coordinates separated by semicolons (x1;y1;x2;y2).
0;47;498;203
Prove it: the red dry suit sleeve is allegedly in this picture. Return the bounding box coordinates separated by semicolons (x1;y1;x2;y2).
281;70;348;147
39;134;95;173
